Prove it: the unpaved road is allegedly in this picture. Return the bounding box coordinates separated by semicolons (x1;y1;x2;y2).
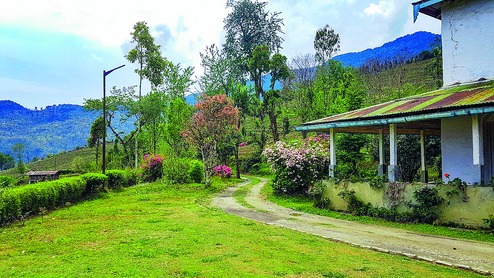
212;178;494;276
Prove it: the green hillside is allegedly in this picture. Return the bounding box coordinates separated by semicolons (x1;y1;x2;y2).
0;147;96;177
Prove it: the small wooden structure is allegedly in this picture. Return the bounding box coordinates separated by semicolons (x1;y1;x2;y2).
27;171;60;183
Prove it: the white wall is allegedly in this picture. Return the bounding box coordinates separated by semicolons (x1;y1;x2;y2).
442;116;481;184
441;0;494;86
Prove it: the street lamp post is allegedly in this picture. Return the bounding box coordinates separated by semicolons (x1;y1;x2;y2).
102;64;125;174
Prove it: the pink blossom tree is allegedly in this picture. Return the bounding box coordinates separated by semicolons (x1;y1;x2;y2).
182;94;239;186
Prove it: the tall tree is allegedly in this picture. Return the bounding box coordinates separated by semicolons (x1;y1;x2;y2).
314;24;340;64
199;44;243;96
12;143;26;174
223;0;286;146
139;91;167;155
0;152;15;171
285;53;318;123
182;94;239;186
87;116;105;165
247;45;290;143
84;86;140;166
160;63;195;100
313;25;341;113
223;0;284;70
126;21;169;94
126;21;170;168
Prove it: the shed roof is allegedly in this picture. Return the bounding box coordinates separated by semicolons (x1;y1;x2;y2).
26;171;60;176
412;0;443;22
296;81;494;134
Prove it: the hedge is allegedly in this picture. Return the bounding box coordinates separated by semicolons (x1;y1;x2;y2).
0;170;137;225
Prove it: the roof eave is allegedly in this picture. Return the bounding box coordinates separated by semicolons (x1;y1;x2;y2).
413;0;443;22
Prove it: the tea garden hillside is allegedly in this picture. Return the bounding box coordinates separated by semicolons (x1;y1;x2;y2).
4;0;493;232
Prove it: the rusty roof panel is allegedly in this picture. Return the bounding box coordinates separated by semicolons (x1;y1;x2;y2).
386;96;435;114
301;81;494;126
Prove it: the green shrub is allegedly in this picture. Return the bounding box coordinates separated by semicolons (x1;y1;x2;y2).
81;173;108;193
406;186;444;224
239;154;263;173
163;157;191;184
369;175;386;189
0;190;21;223
188;160;204;183
0;177;86;225
0;176;16;188
483;215;494;231
338;190;372;216
106;170;127;189
124;169;139;187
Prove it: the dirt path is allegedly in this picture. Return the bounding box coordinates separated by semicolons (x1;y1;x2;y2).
212;177;494;276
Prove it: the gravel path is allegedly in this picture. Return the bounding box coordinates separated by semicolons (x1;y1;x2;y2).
212;177;494;276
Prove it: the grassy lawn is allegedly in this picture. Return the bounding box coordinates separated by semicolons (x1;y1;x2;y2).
262;183;494;244
0;179;484;277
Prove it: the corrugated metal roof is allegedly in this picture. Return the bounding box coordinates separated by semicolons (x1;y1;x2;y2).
27;171;60;176
302;81;494;126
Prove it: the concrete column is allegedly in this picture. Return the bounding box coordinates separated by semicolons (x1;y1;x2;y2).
329;128;336;177
378;129;386;176
472;115;484;181
420;130;428;183
388;124;399;182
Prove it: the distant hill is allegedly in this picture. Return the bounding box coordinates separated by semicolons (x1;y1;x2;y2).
0;102;99;162
333;31;440;68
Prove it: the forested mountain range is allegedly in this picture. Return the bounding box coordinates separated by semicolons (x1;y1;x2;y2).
0;101;98;162
334;31;440;68
0;31;440;162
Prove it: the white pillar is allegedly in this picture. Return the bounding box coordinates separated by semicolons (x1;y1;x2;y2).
472;115;484;165
378;129;385;176
329;128;336;177
420;130;428;183
388;124;399;182
472;115;483;182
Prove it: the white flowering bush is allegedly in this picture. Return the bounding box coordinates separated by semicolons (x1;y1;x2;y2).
263;135;330;195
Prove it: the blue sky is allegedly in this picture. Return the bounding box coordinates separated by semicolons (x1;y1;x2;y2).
0;0;440;109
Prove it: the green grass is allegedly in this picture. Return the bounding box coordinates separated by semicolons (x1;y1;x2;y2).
0;179;481;277
262;183;494;244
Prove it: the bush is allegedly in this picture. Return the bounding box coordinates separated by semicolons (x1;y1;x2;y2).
263;137;329;195
239;154;263;173
81;173;108;193
213;165;232;178
188;160;204;183
0;171;140;226
407;186;444;224
0;176;16;188
140;154;164;182
163;157;192;184
483;215;494;231
105;170;128;189
0;176;87;225
338;190;372;216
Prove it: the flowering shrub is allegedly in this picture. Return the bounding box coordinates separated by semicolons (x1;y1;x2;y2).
238;142;248;147
140;154;164;182
263;137;330;195
213;165;232;178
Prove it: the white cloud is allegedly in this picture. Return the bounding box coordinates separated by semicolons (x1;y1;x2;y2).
0;0;441;107
364;1;396;17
